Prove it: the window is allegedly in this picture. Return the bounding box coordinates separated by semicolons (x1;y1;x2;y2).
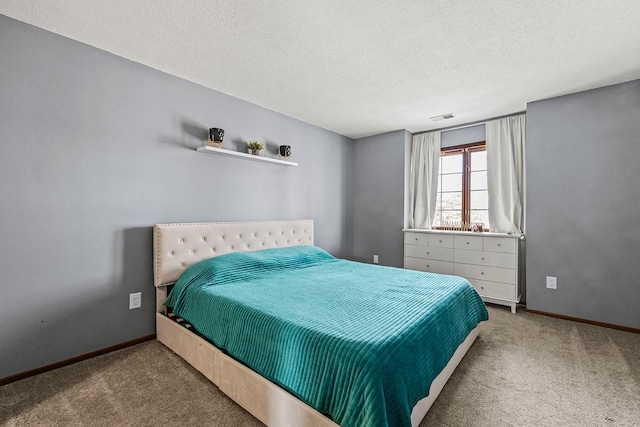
433;142;489;231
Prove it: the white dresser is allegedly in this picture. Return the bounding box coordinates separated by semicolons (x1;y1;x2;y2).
403;229;522;313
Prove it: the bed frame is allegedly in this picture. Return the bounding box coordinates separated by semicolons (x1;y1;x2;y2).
154;220;479;427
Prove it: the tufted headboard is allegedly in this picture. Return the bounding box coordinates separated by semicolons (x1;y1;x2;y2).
153;220;314;287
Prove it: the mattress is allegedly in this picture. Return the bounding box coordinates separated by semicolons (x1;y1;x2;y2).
167;246;488;427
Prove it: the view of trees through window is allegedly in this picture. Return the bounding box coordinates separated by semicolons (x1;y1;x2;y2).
433;143;489;231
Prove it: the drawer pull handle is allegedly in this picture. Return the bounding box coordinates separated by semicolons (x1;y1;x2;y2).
466;241;470;245
426;252;430;255
497;243;501;247
439;240;442;243
426;264;430;268
481;272;485;275
415;238;418;241
481;257;485;260
481;286;485;290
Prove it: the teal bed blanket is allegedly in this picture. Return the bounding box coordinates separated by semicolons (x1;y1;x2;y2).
167;246;488;427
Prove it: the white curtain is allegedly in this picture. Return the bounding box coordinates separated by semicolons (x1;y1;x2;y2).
486;114;525;234
409;131;441;229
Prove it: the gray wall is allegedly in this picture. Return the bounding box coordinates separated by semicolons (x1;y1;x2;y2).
441;124;485;148
0;16;354;378
352;130;409;267
526;79;640;329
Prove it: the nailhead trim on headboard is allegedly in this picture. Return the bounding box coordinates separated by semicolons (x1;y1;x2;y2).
153;220;314;287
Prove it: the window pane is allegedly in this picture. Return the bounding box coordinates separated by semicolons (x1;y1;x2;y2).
470;190;488;209
434;146;489;231
471;150;486;171
470;171;487;190
441;210;462;225
441;154;462;174
470;210;489;228
441;191;462;210
441;173;462;192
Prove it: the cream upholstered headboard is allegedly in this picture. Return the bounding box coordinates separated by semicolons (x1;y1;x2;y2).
153;220;314;287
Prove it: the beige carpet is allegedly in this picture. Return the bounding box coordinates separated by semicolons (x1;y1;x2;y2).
1;306;639;426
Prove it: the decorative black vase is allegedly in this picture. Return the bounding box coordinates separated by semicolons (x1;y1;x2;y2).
279;145;291;159
209;128;224;143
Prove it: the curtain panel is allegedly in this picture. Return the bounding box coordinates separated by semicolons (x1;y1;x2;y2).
486;114;526;234
409;131;441;229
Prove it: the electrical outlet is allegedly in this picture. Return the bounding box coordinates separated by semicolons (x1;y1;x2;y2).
373;255;379;264
129;292;142;309
546;276;557;290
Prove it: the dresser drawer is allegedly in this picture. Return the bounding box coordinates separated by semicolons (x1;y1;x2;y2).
405;245;453;262
404;257;454;275
428;234;454;248
483;237;516;253
467;279;517;300
404;232;429;245
454;263;516;284
404;230;521;313
454;249;515;269
454;235;483;251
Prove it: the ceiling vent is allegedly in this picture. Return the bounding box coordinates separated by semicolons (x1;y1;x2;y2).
430;113;455;121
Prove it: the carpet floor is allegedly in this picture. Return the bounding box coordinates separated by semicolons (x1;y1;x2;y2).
1;306;639;426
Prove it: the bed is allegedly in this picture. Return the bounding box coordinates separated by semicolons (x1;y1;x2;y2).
154;220;487;427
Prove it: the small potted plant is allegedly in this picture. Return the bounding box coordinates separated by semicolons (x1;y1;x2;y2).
247;140;264;156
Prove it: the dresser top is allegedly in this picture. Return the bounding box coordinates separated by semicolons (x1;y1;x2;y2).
403;228;523;239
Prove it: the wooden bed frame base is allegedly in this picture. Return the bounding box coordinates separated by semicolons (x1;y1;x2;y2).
157;311;479;427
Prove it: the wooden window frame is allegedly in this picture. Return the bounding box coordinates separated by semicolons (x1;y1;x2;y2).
434;141;487;231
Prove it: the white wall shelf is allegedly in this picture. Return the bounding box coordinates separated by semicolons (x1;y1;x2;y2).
196;146;298;166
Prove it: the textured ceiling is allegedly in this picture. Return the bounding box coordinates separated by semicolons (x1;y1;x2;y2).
2;0;640;138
